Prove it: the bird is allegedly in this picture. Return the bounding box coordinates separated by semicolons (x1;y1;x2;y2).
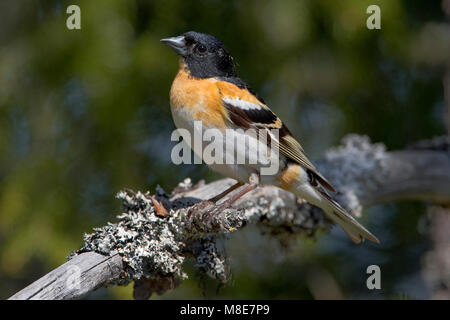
161;31;379;244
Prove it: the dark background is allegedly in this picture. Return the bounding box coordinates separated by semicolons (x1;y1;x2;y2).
0;0;448;299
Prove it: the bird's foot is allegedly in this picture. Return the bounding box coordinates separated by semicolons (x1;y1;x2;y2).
190;199;216;211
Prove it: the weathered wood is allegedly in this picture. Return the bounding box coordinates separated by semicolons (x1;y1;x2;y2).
8;138;450;300
9;251;123;300
359;150;450;206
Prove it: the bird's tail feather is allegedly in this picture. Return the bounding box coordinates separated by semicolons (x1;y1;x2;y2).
317;190;379;244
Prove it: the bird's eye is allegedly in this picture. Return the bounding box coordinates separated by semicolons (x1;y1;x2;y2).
196;44;207;54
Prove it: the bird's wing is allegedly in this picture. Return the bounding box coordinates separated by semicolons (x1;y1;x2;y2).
216;79;336;193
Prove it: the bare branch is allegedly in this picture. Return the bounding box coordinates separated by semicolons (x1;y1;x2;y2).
9;252;123;300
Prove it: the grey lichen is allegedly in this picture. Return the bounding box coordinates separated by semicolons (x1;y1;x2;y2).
72;187;244;297
242;195;326;241
194;238;230;282
317;134;389;216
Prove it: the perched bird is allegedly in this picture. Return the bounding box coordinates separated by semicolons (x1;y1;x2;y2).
161;31;379;244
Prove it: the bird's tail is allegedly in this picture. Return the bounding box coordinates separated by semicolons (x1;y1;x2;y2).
291;181;379;244
318;190;379;244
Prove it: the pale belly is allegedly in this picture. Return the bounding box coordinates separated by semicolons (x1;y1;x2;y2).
170;105;286;184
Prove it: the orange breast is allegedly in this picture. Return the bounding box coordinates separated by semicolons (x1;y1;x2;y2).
170;60;228;129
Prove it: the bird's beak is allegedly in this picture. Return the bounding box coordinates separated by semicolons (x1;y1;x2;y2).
160;35;187;56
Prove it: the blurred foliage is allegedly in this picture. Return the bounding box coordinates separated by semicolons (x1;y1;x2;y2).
0;0;448;299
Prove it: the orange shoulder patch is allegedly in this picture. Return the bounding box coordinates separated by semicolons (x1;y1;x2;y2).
215;81;263;106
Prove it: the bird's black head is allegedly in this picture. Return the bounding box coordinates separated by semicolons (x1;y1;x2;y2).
161;31;236;79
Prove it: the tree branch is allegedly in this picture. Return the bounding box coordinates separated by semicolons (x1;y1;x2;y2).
8;135;450;300
9;252;123;300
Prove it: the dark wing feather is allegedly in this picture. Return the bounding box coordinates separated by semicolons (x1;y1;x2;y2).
218;81;336;193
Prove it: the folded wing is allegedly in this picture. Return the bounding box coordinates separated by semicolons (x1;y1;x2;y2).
216;79;336;193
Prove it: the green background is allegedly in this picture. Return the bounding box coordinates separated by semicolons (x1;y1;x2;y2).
0;0;447;299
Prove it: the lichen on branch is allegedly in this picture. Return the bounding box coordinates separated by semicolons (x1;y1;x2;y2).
70;134;437;299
